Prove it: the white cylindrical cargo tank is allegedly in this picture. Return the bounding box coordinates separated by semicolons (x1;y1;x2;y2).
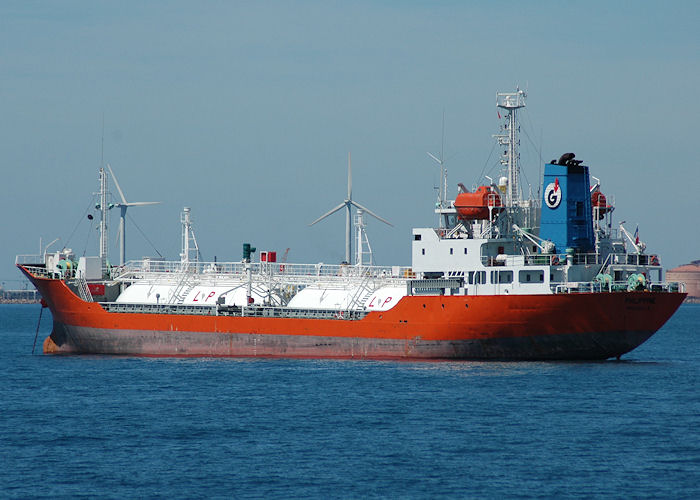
115;282;268;306
182;286;268;306
287;284;407;311
363;286;406;311
287;285;364;310
115;281;179;304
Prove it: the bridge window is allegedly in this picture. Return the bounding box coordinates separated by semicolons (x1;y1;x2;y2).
498;271;513;284
468;271;486;284
491;270;512;283
519;270;544;283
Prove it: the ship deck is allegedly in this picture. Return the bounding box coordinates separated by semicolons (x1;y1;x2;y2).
100;302;369;320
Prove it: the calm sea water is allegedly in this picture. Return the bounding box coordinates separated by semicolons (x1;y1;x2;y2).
0;304;698;499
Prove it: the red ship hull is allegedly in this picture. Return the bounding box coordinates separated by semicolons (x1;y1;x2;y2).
23;268;686;360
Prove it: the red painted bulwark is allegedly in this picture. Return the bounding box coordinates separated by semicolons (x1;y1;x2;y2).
87;283;105;295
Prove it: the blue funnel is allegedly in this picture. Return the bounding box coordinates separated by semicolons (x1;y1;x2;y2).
539;154;594;253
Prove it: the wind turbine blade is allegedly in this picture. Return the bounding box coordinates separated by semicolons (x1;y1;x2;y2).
125;201;161;207
351;201;393;226
347;152;352;200
309;202;347;226
427;152;442;165
106;163;127;204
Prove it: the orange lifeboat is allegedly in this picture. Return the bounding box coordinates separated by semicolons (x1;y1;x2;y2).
454;186;503;220
591;191;610;219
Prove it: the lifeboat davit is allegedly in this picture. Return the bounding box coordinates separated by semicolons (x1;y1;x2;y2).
454;186;503;220
591;191;610;219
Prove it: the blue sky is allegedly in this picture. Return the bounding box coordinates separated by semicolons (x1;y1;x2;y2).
1;1;698;286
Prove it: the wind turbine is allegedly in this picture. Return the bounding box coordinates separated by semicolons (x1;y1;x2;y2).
106;164;160;266
309;152;392;264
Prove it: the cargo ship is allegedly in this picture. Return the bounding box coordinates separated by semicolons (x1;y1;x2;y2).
17;89;686;360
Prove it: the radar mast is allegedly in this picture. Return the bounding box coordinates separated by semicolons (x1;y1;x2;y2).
98;167;109;274
494;88;526;207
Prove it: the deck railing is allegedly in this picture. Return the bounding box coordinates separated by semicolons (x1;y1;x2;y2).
553;281;685;294
113;259;413;281
15;254;45;265
18;265;59;279
99;301;368;320
483;252;660;268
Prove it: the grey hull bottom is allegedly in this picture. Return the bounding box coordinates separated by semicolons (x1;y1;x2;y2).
48;321;655;360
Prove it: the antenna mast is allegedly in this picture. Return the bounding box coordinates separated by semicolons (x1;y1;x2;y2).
441;110;447;212
180;207;200;269
346;152;352;263
99;167;109;274
427;111;448;228
494;88;526;207
100;113;104;168
354;209;374;266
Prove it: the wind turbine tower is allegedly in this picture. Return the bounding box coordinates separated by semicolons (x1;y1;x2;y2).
106;164;160;266
309;152;392;265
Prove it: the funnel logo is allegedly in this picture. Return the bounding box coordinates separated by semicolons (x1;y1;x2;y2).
544;178;562;209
